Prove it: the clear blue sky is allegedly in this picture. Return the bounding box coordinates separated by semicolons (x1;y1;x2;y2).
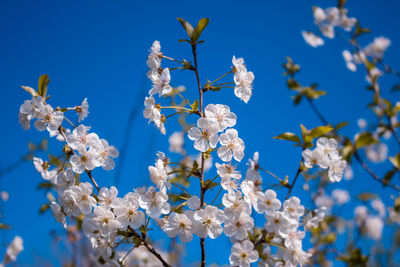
1;0;400;266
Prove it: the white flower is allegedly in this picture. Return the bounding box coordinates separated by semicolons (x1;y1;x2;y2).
365;215;384;240
229;240;258;267
218;129;245;162
254;189;281;215
166;212;193;243
328;155;346;182
114;193;145;230
19;96;44;129
53;167;75;193
187;195;201;210
168;131;184;153
143;96;165;134
232;56;254;103
69;182;96;215
279;223;305;249
193;205;225;239
188;117;218;152
365;143;388;163
245;152;262;184
50;202;67;228
264;211;291;235
77;98;89;122
313;6;326;25
302;31;324;47
282;197;304;220
98;186;122;209
216;162;241;179
222;191;251;218
33;157;57;180
149;68;173;97
3;236;23;265
224;212;254;240
302;147;329;169
147;40;161;71
315;194;334;211
331;189;350;206
94;139;119;170
221;177;240;193
304;207;326;229
137;186;170;218
66;124;101;151
34;104;63;132
366;67;383;84
364;37;391;59
342;50;357;72
148;159;171;193
280;246;311;267
70;149;97;174
93;206;120;234
204;104;236;132
241;180;259;209
19;96;44;120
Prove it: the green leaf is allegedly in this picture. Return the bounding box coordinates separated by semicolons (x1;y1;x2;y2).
355;132;379;149
273;132;301;144
286;78;300;90
38;74;50;97
192;99;199;111
335;121;349;131
389;153;400;169
308;126;333;139
177;18;194;39
192;18;209;43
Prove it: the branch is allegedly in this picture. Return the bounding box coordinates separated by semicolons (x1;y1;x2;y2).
306;99;400;191
130;230;171;267
191;43;206;267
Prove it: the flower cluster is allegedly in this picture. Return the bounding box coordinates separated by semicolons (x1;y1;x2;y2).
302;137;347;182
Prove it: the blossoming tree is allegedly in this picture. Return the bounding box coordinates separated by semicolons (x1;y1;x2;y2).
15;0;400;266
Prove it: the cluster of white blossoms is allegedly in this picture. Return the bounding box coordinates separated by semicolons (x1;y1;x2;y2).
302;6;356;47
302;137;347;182
354;198;387;241
342;37;391;73
143;40;170;134
232;56;255;103
18;31;337;266
0;236;23;267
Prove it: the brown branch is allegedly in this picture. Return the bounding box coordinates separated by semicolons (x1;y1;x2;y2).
191;43;206;267
130;230;171;267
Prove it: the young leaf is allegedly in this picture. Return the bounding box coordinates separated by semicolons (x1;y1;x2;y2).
308;126;333;139
355;132;378;149
177;18;194;39
192;18;209;43
21;86;39;97
273;132;301;144
38;74;50;97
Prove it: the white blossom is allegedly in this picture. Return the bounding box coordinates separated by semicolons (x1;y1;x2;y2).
229;240;258;267
218;129;245;162
193;205;225;239
188;117;218;152
166;212;193;243
77;98;89;122
114;193;144;230
204;104;236;132
232;56;254;103
302;31;324;47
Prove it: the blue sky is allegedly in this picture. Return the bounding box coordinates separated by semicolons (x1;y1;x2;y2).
1;0;400;266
